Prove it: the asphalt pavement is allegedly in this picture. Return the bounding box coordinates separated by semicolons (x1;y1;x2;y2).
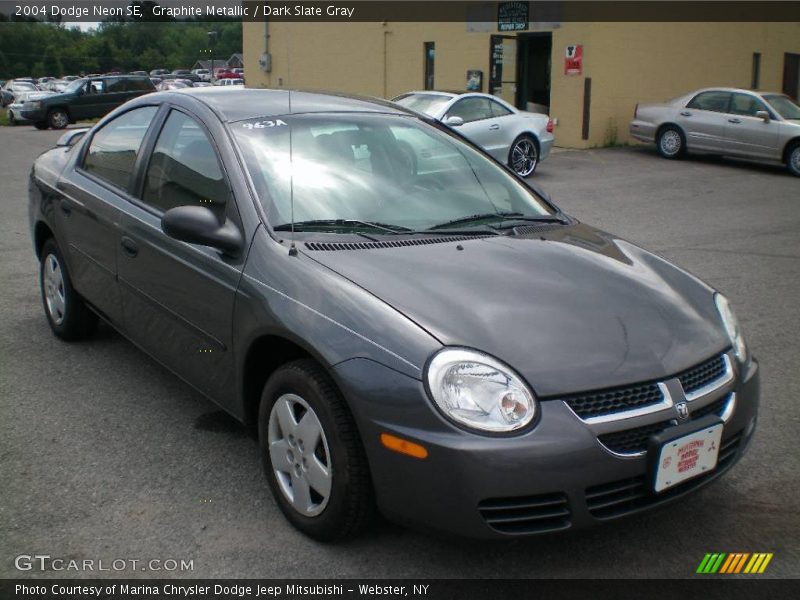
1;125;798;579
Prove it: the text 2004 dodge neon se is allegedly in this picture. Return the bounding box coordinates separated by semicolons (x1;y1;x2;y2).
29;88;759;540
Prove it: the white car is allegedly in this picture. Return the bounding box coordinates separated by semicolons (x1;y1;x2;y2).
215;78;244;87
7;89;56;126
393;91;554;177
191;68;212;82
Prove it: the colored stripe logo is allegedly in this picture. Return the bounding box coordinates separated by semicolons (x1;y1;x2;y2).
697;552;773;574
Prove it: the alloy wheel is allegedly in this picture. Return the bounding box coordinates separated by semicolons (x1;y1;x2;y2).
790;146;800;175
267;393;332;517
43;253;66;325
660;130;682;156
50;111;68;129
511;138;538;177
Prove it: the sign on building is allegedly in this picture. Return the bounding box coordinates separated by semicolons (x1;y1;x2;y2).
565;44;583;75
498;2;529;32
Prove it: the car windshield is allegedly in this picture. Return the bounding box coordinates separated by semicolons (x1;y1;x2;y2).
12;82;37;92
393;93;453;116
233;113;553;232
763;94;800;120
63;79;86;94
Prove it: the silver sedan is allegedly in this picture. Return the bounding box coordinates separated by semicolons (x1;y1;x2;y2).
630;87;800;176
392;91;554;177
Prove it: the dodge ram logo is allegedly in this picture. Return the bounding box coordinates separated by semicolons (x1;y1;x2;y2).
675;402;690;421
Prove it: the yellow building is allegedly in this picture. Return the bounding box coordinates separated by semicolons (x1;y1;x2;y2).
243;19;800;148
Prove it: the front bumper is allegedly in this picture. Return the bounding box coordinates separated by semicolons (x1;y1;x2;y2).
20;107;46;122
333;356;759;539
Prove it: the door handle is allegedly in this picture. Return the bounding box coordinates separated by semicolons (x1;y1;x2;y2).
489;124;500;130
120;236;138;258
59;201;71;216
728;118;742;124
679;111;692;117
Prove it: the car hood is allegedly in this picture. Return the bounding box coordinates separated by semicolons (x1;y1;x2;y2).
304;223;729;396
15;91;56;102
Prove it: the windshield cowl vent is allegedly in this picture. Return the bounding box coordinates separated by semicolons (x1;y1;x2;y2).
304;235;492;252
513;223;568;237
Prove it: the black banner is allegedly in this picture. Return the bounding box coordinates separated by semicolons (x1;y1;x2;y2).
1;1;800;23
2;579;800;600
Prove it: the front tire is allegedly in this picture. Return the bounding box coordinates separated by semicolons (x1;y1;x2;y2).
657;125;686;159
258;359;374;541
786;142;800;177
48;108;69;130
39;239;98;341
508;134;539;177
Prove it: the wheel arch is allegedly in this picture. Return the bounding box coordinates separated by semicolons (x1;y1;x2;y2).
782;136;800;163
656;122;686;142
241;334;318;429
33;221;55;260
47;105;72;122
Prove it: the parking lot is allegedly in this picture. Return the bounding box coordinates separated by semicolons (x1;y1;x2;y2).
1;124;798;578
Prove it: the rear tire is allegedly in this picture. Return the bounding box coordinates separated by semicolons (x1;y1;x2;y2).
508;134;539;177
656;125;685;159
786;142;800;177
258;359;374;541
34;121;49;130
48;108;69;130
8;112;16;126
39;238;98;341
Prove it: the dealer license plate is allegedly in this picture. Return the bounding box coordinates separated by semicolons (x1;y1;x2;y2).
653;423;723;492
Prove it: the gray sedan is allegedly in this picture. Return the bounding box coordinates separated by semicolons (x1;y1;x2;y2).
630;87;800;176
28;88;758;541
393;91;554;177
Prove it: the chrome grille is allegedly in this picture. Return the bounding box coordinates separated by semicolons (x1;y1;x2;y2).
478;492;570;535
562;382;663;419
677;354;727;395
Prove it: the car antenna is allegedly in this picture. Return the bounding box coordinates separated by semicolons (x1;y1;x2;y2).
287;90;298;257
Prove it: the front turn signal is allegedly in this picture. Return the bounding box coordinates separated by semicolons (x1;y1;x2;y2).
380;433;428;459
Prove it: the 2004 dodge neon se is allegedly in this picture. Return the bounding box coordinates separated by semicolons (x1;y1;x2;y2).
28;88;759;540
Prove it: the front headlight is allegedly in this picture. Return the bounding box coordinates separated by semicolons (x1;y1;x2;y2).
425;348;537;433
714;293;747;363
24;100;42;110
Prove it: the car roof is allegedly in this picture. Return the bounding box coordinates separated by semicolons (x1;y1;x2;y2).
161;88;416;122
689;87;783;96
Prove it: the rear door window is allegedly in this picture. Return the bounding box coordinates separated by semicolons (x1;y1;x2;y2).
687;91;732;113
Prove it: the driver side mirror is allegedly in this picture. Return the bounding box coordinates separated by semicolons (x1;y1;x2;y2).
755;110;770;123
443;115;464;127
161;205;243;257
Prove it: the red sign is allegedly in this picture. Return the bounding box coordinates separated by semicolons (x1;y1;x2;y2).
565;44;583;75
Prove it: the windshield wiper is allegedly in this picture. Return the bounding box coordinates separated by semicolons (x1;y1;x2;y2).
428;212;566;230
274;219;414;234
